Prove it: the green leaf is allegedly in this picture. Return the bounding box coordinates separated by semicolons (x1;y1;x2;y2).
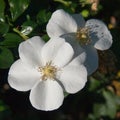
8;0;30;21
41;34;49;42
0;46;14;68
21;20;37;35
103;90;117;119
0;33;22;47
37;10;51;25
88;77;101;91
0;0;5;22
87;114;96;120
93;103;107;117
64;92;69;97
93;90;117;119
81;9;89;18
0;100;9;112
0;22;9;35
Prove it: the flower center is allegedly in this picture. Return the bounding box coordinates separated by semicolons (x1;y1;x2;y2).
38;61;58;80
76;27;91;45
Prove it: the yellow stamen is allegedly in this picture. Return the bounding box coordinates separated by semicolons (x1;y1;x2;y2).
38;61;58;80
76;27;91;45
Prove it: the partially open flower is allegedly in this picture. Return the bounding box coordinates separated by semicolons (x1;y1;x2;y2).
8;36;87;111
46;9;113;75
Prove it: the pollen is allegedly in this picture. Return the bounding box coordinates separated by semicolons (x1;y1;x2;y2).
38;61;58;80
76;27;91;45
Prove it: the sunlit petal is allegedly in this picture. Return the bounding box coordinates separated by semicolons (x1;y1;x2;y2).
58;63;87;93
41;37;65;65
19;36;45;67
46;9;77;37
30;80;64;111
8;59;40;91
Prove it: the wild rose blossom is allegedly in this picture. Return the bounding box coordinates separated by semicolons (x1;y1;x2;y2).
8;36;87;111
46;9;113;75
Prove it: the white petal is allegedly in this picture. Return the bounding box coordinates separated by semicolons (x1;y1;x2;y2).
8;59;40;91
62;34;86;64
30;80;64;111
58;62;87;94
83;45;98;75
53;42;74;67
72;14;85;28
41;37;65;65
46;9;77;38
19;36;45;67
85;19;113;50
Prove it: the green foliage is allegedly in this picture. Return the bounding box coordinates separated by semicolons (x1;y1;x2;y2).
0;0;5;22
36;10;51;25
88;76;101;91
0;46;14;68
8;0;30;21
0;100;9;112
0;33;22;47
21;20;37;35
93;90;117;119
0;100;11;120
81;9;90;18
0;22;9;35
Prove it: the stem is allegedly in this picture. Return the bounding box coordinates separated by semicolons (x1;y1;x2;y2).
13;28;29;40
54;0;71;6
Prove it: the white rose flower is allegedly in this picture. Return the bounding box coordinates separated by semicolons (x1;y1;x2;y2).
8;36;87;111
46;9;113;75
